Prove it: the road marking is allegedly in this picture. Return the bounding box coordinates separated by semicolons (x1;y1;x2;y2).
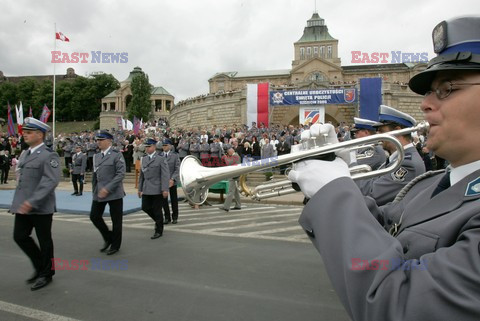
238;226;303;236
201;218;299;232
0;300;81;321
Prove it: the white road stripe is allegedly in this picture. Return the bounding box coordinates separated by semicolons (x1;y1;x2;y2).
201;218;299;232
159;228;310;243
0;300;81;321
239;226;303;236
170;211;300;228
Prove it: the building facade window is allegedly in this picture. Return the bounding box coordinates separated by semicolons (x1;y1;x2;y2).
313;46;318;57
327;46;332;59
306;47;311;58
300;47;305;60
320;46;325;58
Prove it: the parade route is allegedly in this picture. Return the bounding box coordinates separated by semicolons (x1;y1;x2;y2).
0;207;350;321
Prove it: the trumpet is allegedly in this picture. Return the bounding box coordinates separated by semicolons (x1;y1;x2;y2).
180;122;429;205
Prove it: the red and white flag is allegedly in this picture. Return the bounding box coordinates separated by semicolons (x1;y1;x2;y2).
247;83;269;128
55;32;70;42
15;102;24;135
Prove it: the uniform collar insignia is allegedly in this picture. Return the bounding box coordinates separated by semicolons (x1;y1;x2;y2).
465;177;480;196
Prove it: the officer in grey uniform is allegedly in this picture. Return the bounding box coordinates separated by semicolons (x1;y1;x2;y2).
87;139;97;172
63;139;73;170
90;131;125;255
350;117;387;171
355;106;425;206
160;139;180;224
189;137;200;160
70;144;87;196
209;135;223;167
289;16;480;320
177;137;190;162
199;138;211;166
138;138;169;239
11;117;60;291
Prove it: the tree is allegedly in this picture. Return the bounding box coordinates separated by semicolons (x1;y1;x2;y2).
0;82;18;115
126;72;152;121
17;78;37;111
33;80;53;117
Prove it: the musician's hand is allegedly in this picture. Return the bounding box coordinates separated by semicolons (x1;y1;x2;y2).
288;158;350;199
310;123;338;145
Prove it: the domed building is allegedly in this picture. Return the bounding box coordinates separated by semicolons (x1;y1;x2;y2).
100;67;174;129
169;13;427;128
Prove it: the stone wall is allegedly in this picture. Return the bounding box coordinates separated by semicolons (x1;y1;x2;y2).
170;91;244;129
100;111;124;130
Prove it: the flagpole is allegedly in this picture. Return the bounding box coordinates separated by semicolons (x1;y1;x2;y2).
53;23;56;140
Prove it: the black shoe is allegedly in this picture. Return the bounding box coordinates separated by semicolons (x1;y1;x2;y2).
164;219;171;224
172;219;177;224
31;277;52;291
71;192;78;196
106;248;119;255
26;273;39;284
232;207;241;210
100;241;111;252
219;207;229;212
151;232;162;239
76;193;83;196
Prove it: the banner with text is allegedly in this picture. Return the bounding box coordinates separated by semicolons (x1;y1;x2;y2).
270;88;357;106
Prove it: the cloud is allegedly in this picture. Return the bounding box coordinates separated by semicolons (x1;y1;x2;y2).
0;0;478;101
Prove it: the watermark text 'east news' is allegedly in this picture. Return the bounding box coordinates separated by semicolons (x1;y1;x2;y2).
351;51;428;64
51;51;128;63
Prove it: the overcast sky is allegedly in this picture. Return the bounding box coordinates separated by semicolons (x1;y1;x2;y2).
0;0;478;101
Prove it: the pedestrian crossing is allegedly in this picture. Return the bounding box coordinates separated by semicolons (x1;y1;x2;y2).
0;203;308;243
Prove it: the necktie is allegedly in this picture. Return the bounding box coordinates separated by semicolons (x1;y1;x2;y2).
27;150;31;156
431;171;451;198
101;153;105;158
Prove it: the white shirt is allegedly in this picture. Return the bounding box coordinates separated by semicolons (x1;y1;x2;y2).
450;160;480;186
101;146;111;157
28;143;45;154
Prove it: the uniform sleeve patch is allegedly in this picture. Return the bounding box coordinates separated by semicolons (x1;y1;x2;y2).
50;159;59;168
391;167;408;181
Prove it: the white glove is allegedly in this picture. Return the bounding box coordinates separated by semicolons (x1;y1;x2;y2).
288;158;351;199
310;123;338;144
309;123;356;165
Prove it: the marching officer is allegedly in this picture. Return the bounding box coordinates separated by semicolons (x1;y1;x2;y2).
70;144;87;196
138;138;170;239
350;117;387;171
11;117;61;291
355;106;425;206
89;130;126;255
160;139;180;224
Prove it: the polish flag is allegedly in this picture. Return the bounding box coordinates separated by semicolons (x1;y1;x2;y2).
247;83;269;128
55;32;70;42
15;102;24;135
